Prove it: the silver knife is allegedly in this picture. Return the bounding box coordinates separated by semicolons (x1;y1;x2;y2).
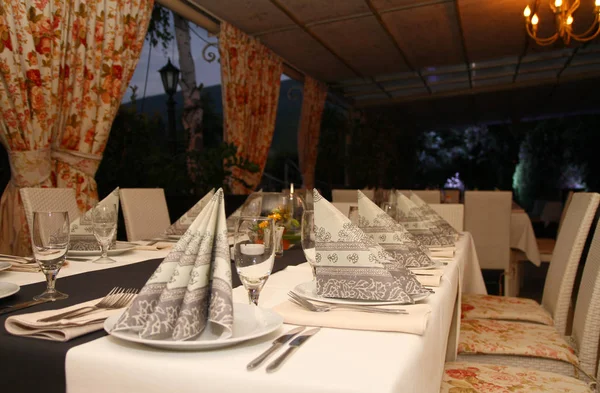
0;298;52;316
247;326;305;371
266;327;320;373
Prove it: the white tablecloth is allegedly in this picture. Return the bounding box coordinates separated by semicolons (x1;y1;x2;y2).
510;211;541;266
65;234;485;393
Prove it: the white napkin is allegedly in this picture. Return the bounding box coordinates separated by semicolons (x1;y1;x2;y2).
273;301;432;335
163;189;215;236
112;189;233;341
412;268;444;287
5;298;123;341
395;192;455;248
357;191;435;269
69;188;119;251
409;192;459;240
133;241;174;251
313;190;426;302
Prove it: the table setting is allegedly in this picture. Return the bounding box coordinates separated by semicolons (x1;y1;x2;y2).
0;187;487;393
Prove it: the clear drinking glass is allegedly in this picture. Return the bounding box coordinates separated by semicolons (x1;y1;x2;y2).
234;217;276;306
91;204;118;264
31;211;70;301
381;202;396;219
301;210;317;280
274;226;285;257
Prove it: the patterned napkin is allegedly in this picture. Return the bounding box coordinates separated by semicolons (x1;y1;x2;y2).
313;190;427;302
69;188;119;251
112;189;233;341
357;191;435;269
395;192;455;247
409;192;459;240
163;189;215;236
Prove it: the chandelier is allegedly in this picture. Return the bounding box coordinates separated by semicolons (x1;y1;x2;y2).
523;0;600;45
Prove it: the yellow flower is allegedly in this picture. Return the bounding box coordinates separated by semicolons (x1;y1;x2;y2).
268;213;282;221
258;221;269;229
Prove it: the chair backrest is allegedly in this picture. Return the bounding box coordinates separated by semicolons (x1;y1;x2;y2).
429;203;464;232
119;188;171;241
332;189;358;203
542;192;600;335
442;189;460;203
557;190;574;235
332;202;356;218
20;188;81;237
570;211;600;377
464;191;512;270
397;189;441;204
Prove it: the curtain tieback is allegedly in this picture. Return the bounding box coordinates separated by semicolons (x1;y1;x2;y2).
8;149;52;188
51;149;101;178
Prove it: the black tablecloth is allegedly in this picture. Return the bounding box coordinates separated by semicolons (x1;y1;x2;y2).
0;248;306;393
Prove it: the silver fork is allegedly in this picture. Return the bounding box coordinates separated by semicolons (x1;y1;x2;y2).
287;292;407;315
37;287;138;322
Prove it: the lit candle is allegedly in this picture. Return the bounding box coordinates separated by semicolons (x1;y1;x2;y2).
240;243;265;255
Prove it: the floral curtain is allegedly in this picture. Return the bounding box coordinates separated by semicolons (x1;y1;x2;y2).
0;0;153;255
219;22;283;194
297;77;328;190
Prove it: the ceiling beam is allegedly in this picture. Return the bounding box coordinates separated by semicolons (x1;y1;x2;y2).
354;69;600;108
452;0;472;89
364;0;432;94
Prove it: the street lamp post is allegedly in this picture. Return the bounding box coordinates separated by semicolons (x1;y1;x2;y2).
158;58;180;154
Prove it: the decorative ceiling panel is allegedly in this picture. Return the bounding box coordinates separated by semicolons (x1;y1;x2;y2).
193;0;295;34
471;65;516;80
382;2;464;68
259;29;356;81
278;0;370;24
310;16;410;76
458;0;526;62
370;0;451;12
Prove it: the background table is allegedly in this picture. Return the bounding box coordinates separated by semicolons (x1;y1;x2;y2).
511;210;541;266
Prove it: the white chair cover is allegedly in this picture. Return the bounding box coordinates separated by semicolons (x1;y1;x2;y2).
119;188;171;241
20;188;81;239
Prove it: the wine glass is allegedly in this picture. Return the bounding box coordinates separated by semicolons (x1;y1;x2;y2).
91;204;118;264
348;205;359;225
234;217;275;306
381;202;396;219
31;211;70;301
301;210;317;280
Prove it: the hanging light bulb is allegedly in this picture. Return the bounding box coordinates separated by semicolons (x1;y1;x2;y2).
555;0;563;7
532;14;539;25
524;5;532;17
567;15;574;24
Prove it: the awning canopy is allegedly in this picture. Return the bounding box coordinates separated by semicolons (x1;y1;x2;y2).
174;0;600;126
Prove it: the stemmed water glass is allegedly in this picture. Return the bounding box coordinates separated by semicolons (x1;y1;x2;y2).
91;204;118;264
234;217;276;306
31;211;70;301
301;210;317;280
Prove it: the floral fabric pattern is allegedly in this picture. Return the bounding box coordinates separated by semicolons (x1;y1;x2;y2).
0;0;153;255
458;319;578;365
441;362;591;393
219;22;282;194
461;293;554;326
297;77;327;190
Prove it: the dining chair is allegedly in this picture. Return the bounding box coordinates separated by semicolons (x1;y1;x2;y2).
464;191;512;294
397;189;441;204
332;202;356;218
462;193;600;335
440;361;594;392
429;204;464;232
332;189;358;203
119;188;171;241
20;187;81;238
456;208;600;380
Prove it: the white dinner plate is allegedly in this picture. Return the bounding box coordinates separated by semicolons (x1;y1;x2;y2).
68;242;137;257
292;281;430;306
407;260;446;270
0;282;20;299
0;261;12;272
104;303;283;350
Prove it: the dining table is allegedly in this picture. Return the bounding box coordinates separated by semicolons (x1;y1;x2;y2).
510;209;542;266
0;233;486;393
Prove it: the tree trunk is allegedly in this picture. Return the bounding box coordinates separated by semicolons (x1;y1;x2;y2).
173;12;204;179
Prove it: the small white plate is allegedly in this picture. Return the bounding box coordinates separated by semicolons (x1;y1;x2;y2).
292;281;430;306
407;260;446;270
0;262;12;272
68;242;137;257
104;303;283;350
0;282;20;299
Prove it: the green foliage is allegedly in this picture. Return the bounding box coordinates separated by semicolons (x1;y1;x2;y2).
146;4;173;49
